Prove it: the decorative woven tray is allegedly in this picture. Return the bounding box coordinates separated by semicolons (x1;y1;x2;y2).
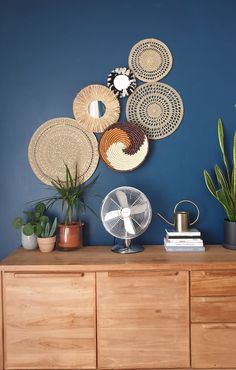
126;82;184;140
73;84;120;133
128;38;173;82
28;117;99;185
99;122;149;172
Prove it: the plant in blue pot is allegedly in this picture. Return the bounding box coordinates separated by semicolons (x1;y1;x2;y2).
204;118;236;249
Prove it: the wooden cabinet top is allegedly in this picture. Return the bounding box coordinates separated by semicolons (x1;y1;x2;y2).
1;245;236;272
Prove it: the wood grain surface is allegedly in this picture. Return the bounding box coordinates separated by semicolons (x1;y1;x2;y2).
191;323;236;368
1;245;236;272
97;271;189;369
3;272;96;369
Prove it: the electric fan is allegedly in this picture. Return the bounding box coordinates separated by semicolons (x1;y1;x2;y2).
101;186;152;253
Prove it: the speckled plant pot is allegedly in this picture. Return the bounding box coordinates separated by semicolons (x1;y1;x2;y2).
21;227;38;250
223;220;236;250
37;236;56;253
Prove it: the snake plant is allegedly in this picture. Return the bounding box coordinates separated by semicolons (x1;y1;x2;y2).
204;118;236;221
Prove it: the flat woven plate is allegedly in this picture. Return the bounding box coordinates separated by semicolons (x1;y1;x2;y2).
73;84;120;133
99;122;149;172
126;82;184;140
28;117;99;185
128;38;173;82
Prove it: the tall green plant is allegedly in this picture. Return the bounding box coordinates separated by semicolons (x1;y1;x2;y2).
41;164;98;225
204;118;236;221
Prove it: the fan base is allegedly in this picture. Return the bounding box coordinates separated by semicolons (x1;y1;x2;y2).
111;244;144;254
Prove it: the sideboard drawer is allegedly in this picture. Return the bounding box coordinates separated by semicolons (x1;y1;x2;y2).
191;271;236;296
191;296;236;322
192;323;236;368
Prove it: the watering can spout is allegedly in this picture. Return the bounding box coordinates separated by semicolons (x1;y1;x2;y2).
157;213;175;226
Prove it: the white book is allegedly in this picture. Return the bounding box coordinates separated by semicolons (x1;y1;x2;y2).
165;228;201;238
165;245;205;252
164;237;204;246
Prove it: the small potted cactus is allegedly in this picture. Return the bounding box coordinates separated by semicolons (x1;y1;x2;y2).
37;217;58;253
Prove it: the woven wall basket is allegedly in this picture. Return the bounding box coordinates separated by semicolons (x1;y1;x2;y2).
73;84;120;133
99;122;149;172
128;38;173;82
28;117;99;185
126;82;184;140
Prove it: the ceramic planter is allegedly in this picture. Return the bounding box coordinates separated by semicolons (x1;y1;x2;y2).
57;222;83;251
224;220;236;250
21;227;37;250
37;236;56;253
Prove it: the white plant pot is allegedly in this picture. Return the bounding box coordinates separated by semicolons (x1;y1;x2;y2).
21;227;38;250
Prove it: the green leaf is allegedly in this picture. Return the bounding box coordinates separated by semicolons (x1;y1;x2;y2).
45;222;50;237
34;223;42;237
34;202;46;215
214;165;230;193
49;217;57;237
218;118;230;182
40;215;49;224
12;217;24;229
216;189;235;221
23;223;34;236
203;170;217;198
232;131;236;200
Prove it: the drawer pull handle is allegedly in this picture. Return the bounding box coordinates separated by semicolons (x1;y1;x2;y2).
108;271;179;277
12;273;84;278
202;323;236;329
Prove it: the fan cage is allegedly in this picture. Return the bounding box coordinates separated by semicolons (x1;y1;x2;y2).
101;186;152;240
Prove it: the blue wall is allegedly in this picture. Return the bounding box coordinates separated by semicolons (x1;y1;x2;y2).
1;0;236;259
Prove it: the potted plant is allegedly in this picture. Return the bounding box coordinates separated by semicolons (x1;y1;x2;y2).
12;202;47;250
42;164;98;251
37;217;57;253
204;118;236;249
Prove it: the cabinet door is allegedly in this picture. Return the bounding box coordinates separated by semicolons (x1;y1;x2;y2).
97;270;189;369
3;272;96;369
192;323;236;368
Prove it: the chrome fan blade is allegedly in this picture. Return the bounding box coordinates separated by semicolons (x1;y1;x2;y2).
131;203;147;215
104;210;121;221
123;216;136;235
116;190;128;208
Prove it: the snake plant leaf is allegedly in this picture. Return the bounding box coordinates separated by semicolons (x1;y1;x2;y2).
203;170;217;198
214;165;231;193
233;131;236;200
216;189;235;221
218;118;230;182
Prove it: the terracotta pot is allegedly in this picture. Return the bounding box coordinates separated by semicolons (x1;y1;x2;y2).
57;222;83;251
37;236;56;253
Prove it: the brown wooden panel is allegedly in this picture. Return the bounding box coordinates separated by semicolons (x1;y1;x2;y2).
97;271;190;369
191;270;236;296
192;323;236;368
191;296;236;322
0;273;3;370
2;245;236;273
3;272;96;369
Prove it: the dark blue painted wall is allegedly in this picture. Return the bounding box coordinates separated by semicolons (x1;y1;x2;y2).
1;0;236;259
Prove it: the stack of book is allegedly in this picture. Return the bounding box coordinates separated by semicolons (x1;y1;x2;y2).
164;228;205;252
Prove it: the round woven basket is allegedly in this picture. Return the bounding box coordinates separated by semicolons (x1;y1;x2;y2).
99;122;149;172
73;84;120;133
128;38;173;82
28;117;99;185
126;82;184;140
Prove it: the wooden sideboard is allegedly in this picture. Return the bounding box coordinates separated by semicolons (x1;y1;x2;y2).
1;245;236;370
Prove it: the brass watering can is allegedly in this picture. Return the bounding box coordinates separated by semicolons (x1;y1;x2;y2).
157;200;200;232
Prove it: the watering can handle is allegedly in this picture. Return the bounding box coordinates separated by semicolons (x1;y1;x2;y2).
173;200;200;226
